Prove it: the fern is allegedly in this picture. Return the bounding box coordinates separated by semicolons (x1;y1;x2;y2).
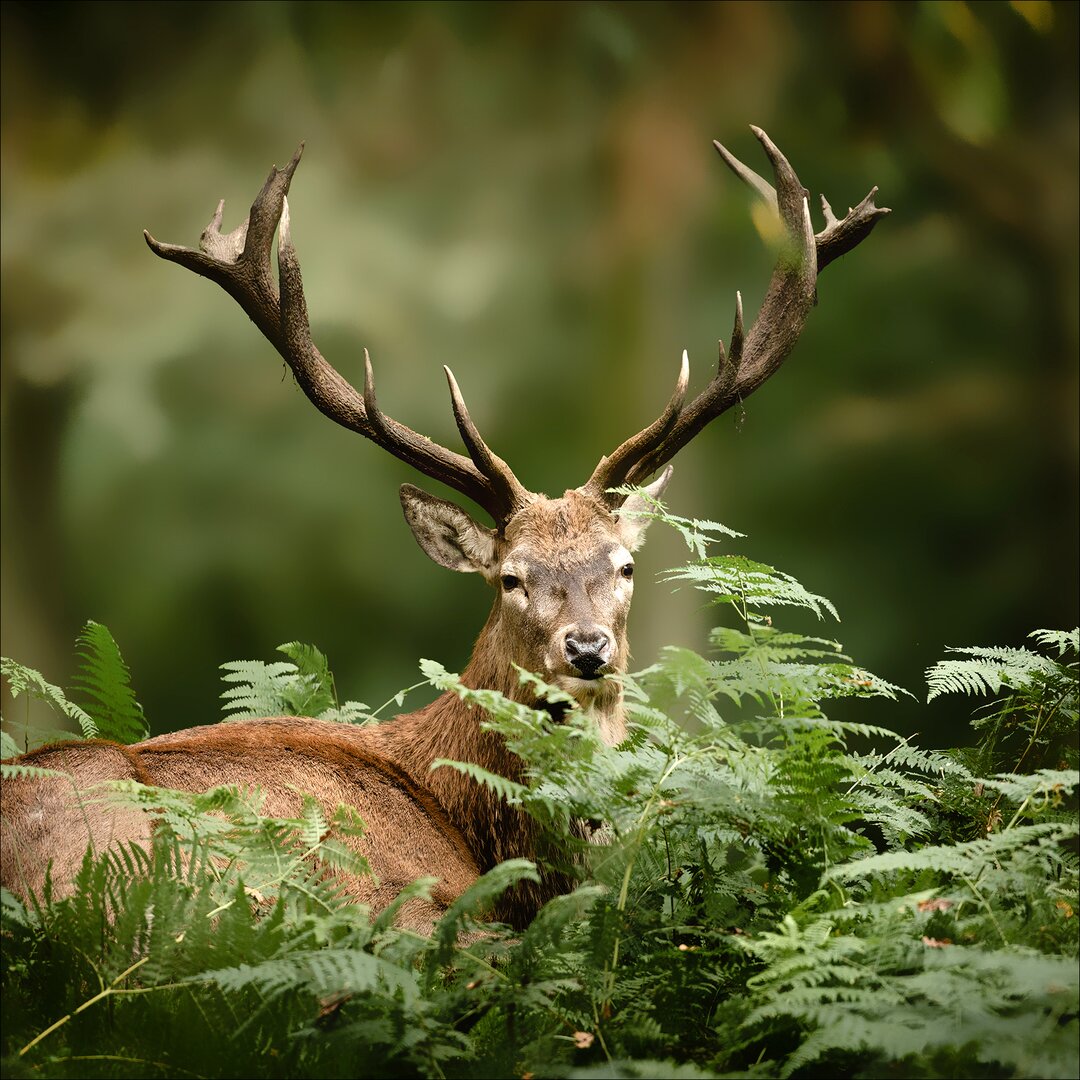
662;555;839;621
1;655;97;740
1027;626;1079;654
2;503;1077;1080
610;483;744;559
826;820;1075;882
925;629;1076;703
431;758;529;804
220;641;372;723
220;659;312;719
71;620;148;744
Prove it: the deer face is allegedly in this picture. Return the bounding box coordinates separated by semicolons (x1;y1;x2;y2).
400;475;669;708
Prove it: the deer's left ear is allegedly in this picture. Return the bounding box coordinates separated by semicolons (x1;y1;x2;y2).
615;466;673;551
400;484;499;577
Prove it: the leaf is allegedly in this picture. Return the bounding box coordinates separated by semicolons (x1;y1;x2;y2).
661;555;839;621
220;659;300;719
276;641;338;716
826;822;1075;882
1;656;97;738
431;759;528;805
1;729;22;759
925;644;1059;702
72;621;148;743
1028;628;1079;658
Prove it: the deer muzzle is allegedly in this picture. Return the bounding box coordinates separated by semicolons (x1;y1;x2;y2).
562;625;614;679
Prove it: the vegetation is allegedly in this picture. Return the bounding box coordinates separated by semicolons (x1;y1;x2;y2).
2;507;1077;1079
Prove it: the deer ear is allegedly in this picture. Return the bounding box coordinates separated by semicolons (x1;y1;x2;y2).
400;484;499;576
615;465;673;551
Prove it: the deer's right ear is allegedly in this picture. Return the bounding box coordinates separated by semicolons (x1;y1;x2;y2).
400;484;499;577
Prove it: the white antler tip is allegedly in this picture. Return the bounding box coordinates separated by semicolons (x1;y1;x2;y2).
279;195;291;244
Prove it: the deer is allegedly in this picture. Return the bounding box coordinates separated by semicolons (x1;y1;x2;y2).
0;129;887;931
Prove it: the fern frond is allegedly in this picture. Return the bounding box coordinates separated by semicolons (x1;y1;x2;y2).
220;642;367;722
2;655;97;739
72;621;148;743
1029;627;1079;657
431;759;528;805
661;556;839;621
977;769;1079;810
709;626;846;663
428;859;540;965
610;485;744;559
0;759;69;779
276;640;338;716
319;700;374;725
1;729;22;759
296;794;329;849
926;645;1059;702
220;659;307;719
850;743;972;780
827;821;1075;882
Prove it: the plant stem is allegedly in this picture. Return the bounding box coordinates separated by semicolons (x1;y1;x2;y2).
20;956;150;1056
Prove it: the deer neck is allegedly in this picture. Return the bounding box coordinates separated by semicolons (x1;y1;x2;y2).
375;607;626;875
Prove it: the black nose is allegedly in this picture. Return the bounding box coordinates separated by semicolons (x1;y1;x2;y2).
564;628;612;678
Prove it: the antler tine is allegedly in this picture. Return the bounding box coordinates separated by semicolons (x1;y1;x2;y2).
814;186;890;271
444;367;532;519
146;148;522;528
711;132;890;272
584;350;689;503
589;127;888;497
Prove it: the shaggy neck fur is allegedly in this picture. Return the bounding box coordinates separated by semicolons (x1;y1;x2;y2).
376;605;626;926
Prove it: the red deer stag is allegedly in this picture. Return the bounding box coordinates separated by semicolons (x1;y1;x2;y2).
1;129;887;930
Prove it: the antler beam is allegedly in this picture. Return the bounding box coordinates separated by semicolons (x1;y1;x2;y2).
144;147;530;528
585;126;890;503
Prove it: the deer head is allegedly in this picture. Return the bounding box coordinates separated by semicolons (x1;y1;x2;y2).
143;129;888;723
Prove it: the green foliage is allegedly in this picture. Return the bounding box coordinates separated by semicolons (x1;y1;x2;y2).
1;656;97;743
220;641;373;724
72;621;148;745
925;630;1077;701
924;629;1078;791
1;621;150;756
2;506;1077;1078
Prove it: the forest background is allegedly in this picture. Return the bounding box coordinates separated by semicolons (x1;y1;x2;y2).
1;0;1077;743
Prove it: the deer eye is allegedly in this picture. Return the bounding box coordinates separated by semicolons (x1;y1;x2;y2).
620;563;634;579
501;574;521;591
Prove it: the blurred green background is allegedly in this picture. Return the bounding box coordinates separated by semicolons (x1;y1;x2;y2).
2;1;1077;744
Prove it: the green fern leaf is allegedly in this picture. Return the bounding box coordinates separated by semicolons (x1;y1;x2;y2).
1028;627;1079;657
220;642;368;722
431;758;528;804
662;555;839;620
2;655;97;738
220;659;299;719
826;821;1074;882
276;640;338;716
926;645;1059;702
71;621;147;743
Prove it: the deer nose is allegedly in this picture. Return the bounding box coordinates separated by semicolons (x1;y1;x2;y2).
564;627;613;678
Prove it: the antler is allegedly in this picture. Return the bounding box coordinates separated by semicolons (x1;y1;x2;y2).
144;146;531;528
585;126;890;504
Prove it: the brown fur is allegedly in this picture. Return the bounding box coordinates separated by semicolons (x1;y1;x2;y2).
1;491;653;930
